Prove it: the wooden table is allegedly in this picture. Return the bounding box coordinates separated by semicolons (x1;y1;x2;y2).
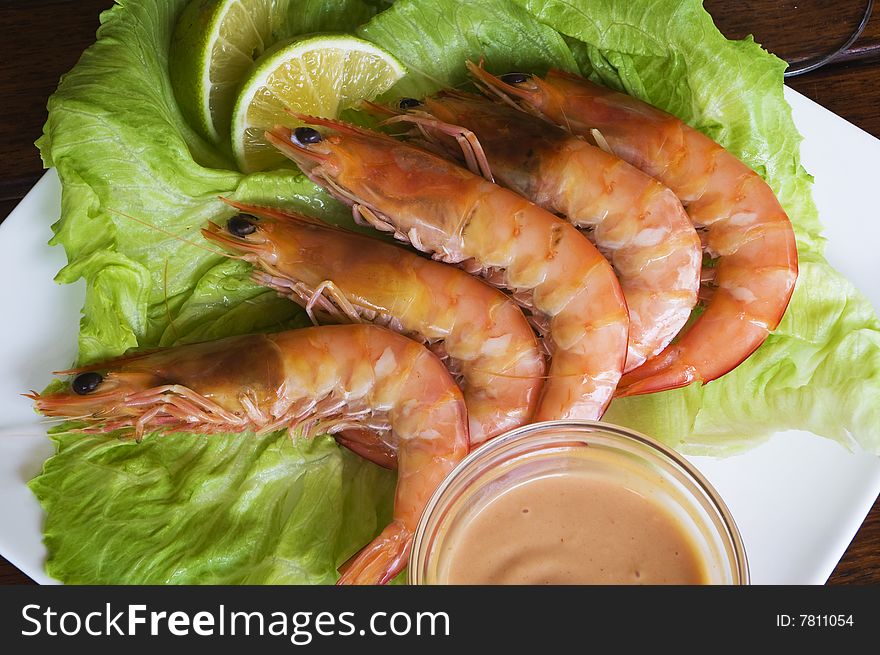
0;0;878;585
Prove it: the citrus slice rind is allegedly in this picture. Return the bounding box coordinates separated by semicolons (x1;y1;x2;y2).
171;0;280;144
230;35;405;173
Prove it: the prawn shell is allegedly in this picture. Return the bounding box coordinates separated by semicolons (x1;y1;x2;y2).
31;324;470;586
203;200;545;444
266;118;629;421
403;89;701;372
488;66;798;394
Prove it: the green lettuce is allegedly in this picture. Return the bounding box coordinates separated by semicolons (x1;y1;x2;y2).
38;0;372;364
512;0;823;254
33;0;391;585
501;0;879;453
30;0;880;585
30;432;394;584
281;0;382;34
357;0;579;95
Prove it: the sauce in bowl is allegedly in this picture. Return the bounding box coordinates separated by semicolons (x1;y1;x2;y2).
444;473;707;584
410;421;747;585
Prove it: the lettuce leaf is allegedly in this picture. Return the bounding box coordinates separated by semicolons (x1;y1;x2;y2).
512;0;824;254
33;0;392;585
357;0;578;95
503;0;879;453
281;0;381;34
606;262;880;454
30;431;395;584
38;0;364;364
29;0;880;585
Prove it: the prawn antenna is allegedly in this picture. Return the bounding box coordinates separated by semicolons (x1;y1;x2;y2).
163;257;181;344
105;207;236;260
389;56;458;93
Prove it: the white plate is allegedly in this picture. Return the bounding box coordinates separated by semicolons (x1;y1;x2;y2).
1;88;878;585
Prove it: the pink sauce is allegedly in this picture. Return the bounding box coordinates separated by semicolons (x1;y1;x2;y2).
442;473;707;585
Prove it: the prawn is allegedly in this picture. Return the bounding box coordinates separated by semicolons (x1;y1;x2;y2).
265;118;629;422
380;84;701;372
201;200;544;444
477;67;799;396
29;324;470;585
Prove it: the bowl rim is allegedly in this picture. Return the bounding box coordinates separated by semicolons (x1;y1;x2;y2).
408;419;750;585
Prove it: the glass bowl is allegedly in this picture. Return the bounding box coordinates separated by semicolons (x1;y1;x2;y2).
409;420;748;585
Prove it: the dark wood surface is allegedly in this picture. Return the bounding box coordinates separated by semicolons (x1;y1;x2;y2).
1;1;878;585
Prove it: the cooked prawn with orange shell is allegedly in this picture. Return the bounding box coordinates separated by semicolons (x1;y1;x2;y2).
380;82;701;372
479;67;798;396
29;324;470;585
202;200;545;444
266;118;629;422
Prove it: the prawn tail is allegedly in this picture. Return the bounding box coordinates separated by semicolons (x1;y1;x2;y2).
336;520;411;585
615;349;699;397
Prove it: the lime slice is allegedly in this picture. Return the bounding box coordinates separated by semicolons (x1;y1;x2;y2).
170;0;285;143
231;35;405;173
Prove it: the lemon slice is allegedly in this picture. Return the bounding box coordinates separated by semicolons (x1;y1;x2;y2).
170;0;284;143
231;35;405;173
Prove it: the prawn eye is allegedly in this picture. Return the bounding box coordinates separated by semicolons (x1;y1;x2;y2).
500;72;531;85
228;214;257;237
72;372;103;395
398;97;421;110
293;127;323;145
